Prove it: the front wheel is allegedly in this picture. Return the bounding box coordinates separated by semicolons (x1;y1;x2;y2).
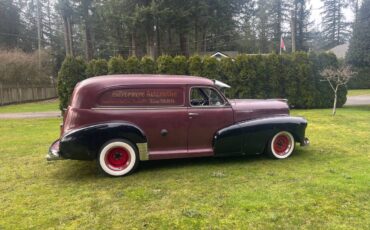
98;139;139;176
266;131;295;159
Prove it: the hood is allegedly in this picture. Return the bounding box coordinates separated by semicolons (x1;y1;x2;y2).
229;99;290;122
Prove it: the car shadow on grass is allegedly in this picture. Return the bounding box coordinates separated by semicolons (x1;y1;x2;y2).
52;148;308;181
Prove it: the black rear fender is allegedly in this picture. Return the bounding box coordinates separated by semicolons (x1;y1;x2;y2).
59;122;147;160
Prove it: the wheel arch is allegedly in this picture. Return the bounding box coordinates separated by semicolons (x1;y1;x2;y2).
213;116;307;156
59;122;148;161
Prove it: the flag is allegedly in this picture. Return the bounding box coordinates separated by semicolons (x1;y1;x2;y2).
280;35;286;53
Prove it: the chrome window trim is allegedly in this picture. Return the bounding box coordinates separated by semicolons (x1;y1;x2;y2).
92;106;188;110
188;86;231;108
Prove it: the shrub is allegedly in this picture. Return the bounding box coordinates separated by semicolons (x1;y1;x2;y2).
57;56;86;110
201;56;220;79
126;56;141;74
0;49;51;84
86;59;108;77
188;55;202;76
157;55;175;74
220;57;238;98
140;56;156;74
172;55;188;75
108;56;126;74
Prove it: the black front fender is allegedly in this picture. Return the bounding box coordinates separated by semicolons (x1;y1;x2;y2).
213;116;308;156
59;122;147;160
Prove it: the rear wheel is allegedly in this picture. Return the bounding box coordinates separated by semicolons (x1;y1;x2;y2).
98;139;139;176
267;131;295;159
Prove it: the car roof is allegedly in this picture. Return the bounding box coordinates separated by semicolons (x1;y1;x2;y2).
78;74;215;88
71;74;216;108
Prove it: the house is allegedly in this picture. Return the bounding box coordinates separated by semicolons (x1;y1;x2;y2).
327;43;349;59
201;51;239;61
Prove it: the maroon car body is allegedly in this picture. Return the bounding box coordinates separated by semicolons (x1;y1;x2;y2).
48;74;309;176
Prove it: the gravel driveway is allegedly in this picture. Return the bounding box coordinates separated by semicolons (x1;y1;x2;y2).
0;111;61;119
345;95;370;106
0;95;368;119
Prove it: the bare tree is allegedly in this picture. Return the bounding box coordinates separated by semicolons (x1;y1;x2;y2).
320;66;356;115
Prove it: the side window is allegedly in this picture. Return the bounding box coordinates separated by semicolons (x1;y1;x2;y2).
190;87;225;107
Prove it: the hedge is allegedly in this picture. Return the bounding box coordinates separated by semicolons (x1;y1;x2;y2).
86;59;108;77
57;56;87;110
0;50;52;84
348;67;370;89
57;52;346;110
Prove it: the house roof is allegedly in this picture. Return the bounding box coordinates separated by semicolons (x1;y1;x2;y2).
201;51;239;58
327;43;349;59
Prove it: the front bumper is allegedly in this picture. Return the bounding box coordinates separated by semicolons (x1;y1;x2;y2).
300;137;310;146
46;139;63;161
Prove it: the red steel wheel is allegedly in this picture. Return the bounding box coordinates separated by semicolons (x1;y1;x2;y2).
99;140;138;176
105;147;131;171
267;131;295;159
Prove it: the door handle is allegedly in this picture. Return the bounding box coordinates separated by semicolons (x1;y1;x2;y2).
188;112;199;116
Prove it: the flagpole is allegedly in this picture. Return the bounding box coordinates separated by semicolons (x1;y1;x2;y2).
279;35;282;55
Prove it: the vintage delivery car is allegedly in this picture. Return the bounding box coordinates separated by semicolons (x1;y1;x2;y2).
48;74;309;176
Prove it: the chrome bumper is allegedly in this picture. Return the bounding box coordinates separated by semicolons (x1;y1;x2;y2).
301;137;310;146
46;139;63;161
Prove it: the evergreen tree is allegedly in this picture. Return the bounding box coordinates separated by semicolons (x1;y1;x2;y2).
270;0;290;53
346;0;370;88
346;0;370;67
292;0;311;51
0;0;21;49
256;0;271;53
321;0;351;48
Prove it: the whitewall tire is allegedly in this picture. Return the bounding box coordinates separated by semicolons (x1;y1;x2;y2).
98;139;139;176
267;131;295;159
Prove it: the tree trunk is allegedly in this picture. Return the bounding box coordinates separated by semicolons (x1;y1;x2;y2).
131;32;137;57
332;91;337;116
194;23;199;53
179;33;189;57
167;28;172;54
146;33;154;58
202;30;207;53
67;17;73;56
291;9;296;52
62;16;71;56
83;0;93;60
156;19;160;57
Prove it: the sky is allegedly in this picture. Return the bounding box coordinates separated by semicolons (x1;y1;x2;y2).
310;0;355;29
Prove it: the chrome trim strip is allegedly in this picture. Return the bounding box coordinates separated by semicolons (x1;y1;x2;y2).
301;137;310;147
46;149;63;161
92;106;188;110
137;143;149;161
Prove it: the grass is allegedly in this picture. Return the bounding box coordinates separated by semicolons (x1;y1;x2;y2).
0;99;59;113
0;106;369;229
347;89;370;96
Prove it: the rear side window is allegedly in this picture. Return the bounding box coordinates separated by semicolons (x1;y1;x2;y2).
98;88;184;107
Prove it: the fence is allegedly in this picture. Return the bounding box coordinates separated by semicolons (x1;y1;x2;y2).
0;83;57;106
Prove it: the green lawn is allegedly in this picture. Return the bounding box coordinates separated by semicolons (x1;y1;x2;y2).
348;89;370;96
0;107;369;229
0;99;59;113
